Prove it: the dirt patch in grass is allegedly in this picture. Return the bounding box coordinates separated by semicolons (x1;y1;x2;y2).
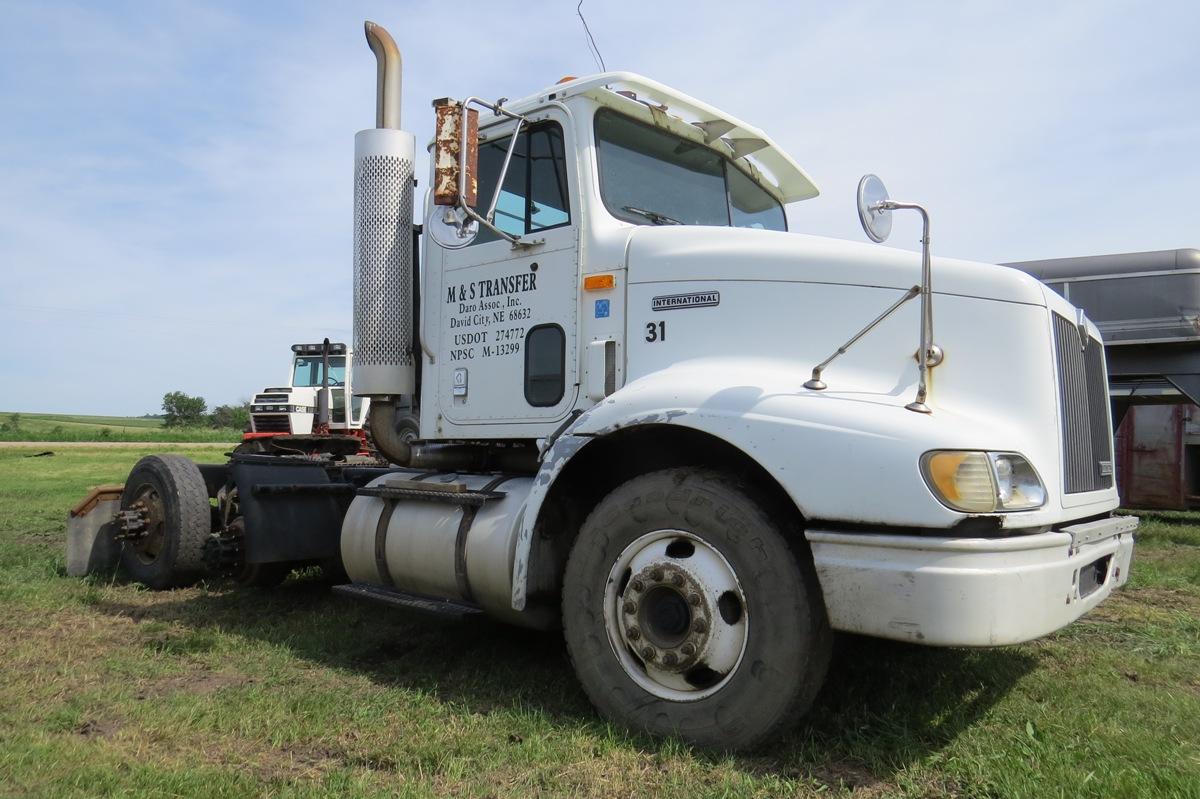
0;603;132;659
136;668;255;700
75;719;122;739
802;760;891;797
220;739;341;784
1125;585;1200;610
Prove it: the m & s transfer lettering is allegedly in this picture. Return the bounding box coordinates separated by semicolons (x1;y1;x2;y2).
446;272;538;304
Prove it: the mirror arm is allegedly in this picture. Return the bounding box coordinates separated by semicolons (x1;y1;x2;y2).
804;285;921;391
877;201;935;413
455;97;530;246
483;117;525;223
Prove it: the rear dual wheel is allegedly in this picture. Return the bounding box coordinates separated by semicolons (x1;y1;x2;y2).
118;455;212;590
562;468;831;751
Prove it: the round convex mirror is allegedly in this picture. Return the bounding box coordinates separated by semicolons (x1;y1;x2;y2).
426;199;479;250
856;174;892;243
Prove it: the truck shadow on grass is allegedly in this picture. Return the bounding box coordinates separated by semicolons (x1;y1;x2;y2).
94;575;1036;780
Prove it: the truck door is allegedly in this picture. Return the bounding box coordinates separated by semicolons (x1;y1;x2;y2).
429;110;578;432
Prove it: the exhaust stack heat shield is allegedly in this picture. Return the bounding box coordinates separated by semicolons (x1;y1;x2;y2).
352;127;416;398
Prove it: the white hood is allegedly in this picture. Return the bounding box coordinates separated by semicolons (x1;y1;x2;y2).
624;226;1049;308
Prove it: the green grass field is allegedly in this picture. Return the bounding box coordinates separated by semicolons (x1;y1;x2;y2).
0;412;242;443
0;446;1197;797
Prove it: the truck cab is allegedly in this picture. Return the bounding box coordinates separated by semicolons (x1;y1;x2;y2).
419;74;816;440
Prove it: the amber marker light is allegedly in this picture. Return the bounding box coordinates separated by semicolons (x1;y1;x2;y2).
583;274;615;291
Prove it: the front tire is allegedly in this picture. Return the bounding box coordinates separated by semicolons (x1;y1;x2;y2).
562;468;831;750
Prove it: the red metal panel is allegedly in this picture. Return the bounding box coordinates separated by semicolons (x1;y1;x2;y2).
1120;404;1186;509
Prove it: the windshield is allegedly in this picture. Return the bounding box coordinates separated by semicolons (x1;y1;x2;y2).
595;109;786;232
292;356;347;387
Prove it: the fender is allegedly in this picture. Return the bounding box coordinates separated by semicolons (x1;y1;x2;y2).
509;357;1048;611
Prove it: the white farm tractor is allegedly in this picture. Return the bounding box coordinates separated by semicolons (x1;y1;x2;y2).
241;340;418;459
242;341;367;451
67;21;1137;749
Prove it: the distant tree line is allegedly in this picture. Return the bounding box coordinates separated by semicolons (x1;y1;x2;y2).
161;392;250;429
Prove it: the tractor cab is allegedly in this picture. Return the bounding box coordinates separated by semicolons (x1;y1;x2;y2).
244;342;370;455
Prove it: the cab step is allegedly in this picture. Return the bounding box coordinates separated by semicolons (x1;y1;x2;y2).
356;482;506;507
332;583;483;618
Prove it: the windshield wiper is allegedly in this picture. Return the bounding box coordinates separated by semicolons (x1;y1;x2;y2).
622;205;682;226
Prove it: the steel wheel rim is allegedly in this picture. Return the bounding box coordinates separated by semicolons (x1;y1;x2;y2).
603;529;749;702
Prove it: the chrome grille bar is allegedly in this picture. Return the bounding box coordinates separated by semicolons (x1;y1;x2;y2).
1052;313;1114;493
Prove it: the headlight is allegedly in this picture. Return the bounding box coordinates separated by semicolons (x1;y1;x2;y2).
920;451;1046;512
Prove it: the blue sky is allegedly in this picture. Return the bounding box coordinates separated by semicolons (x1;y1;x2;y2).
1;0;1197;415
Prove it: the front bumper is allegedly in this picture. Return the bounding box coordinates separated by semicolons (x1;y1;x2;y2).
805;515;1137;646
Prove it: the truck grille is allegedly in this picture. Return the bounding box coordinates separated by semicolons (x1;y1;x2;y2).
254;394;288;403
1052;313;1114;494
252;415;290;434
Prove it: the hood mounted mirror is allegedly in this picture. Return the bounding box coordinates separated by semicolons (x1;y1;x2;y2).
835;174;939;413
857;174;892;243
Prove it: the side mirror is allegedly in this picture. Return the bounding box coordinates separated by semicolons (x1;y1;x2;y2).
856;174;892;243
433;100;479;208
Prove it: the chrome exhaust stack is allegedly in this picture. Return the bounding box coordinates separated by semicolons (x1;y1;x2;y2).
365;21;402;130
353;20;415;402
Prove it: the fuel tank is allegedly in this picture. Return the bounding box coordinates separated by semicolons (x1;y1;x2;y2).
340;471;544;626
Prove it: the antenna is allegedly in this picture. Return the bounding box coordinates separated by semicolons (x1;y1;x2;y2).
577;0;606;72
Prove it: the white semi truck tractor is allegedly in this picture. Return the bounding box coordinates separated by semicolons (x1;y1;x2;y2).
87;21;1137;749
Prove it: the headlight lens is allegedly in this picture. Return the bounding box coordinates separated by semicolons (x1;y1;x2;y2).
921;451;1046;512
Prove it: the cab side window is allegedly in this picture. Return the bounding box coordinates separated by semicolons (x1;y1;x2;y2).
473;122;570;245
524;324;566;406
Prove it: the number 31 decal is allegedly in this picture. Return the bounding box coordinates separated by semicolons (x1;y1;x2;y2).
645;321;666;342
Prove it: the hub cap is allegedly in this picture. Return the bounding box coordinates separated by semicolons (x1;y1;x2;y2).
604;529;748;701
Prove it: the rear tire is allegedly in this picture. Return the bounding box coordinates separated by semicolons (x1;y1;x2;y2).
562;468;831;751
118;455;213;590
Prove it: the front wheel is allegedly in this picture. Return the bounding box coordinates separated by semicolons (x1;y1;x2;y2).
562;468;831;751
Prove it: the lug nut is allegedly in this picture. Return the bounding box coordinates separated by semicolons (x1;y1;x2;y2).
662;653;677;666
650;568;663;581
630;579;644;593
693;619;708;634
681;642;696;656
671;573;685;587
687;592;701;606
641;646;656;661
622;600;637;614
627;626;641;640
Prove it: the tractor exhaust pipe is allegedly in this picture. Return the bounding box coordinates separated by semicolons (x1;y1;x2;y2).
353;20;416;465
314;338;332;434
364;21;402;130
354;21;417;462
